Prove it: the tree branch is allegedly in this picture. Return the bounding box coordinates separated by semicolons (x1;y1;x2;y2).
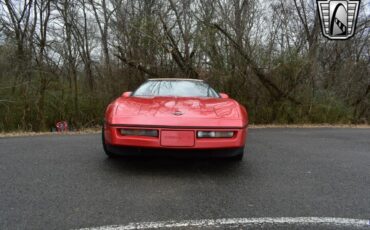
114;46;159;78
212;23;301;104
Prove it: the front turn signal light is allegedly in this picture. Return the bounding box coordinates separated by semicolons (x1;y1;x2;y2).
197;131;235;138
120;129;158;137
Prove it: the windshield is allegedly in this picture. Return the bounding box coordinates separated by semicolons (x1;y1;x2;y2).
132;80;220;98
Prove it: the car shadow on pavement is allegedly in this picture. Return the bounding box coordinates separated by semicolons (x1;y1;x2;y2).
101;155;251;178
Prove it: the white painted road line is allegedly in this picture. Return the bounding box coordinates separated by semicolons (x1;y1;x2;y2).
78;217;370;230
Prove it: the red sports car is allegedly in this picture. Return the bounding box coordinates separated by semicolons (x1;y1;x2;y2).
102;78;248;160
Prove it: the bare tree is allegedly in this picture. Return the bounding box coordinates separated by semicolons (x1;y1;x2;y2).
0;0;369;131
56;0;80;117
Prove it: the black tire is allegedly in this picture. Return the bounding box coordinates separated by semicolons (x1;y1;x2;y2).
230;146;245;161
231;153;243;161
102;127;116;158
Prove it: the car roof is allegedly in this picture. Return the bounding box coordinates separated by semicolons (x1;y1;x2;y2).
148;78;204;82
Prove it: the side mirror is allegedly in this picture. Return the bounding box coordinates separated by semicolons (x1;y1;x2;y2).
219;93;229;99
122;91;132;97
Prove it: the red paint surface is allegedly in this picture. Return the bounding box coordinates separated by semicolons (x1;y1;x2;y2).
160;130;195;147
104;96;248;150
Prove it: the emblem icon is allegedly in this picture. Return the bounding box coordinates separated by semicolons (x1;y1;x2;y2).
173;110;184;116
317;0;360;40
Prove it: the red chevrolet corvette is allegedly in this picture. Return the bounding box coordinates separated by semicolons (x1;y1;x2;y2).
102;79;248;160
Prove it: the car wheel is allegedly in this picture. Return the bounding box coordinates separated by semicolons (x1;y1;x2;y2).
230;145;245;161
102;127;116;158
231;153;243;161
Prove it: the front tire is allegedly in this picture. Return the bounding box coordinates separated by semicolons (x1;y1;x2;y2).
230;145;245;161
102;127;116;158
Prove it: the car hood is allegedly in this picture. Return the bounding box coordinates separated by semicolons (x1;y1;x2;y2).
107;96;246;128
115;97;239;118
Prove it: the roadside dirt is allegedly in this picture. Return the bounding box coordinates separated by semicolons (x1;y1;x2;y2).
1;125;369;138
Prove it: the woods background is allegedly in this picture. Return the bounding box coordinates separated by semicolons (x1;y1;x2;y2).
0;0;369;132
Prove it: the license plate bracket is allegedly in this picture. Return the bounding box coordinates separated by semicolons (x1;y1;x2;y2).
160;130;195;147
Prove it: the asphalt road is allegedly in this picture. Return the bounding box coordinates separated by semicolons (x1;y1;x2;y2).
0;128;370;230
